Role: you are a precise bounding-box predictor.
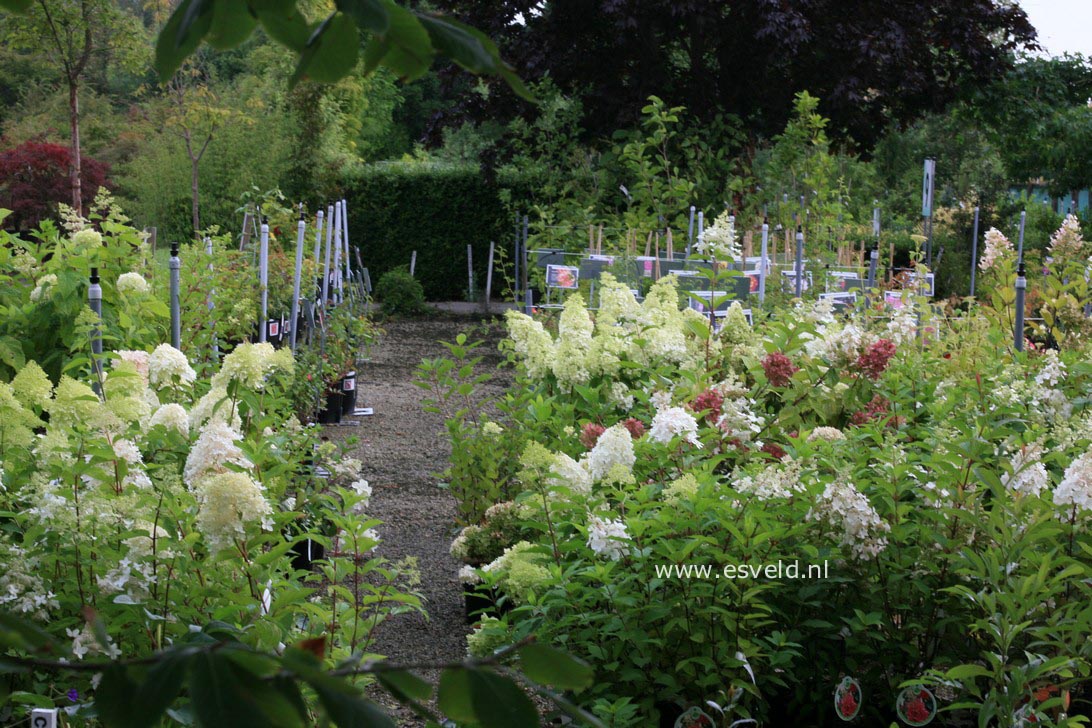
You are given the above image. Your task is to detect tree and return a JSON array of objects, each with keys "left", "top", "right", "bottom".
[
  {"left": 161, "top": 60, "right": 245, "bottom": 234},
  {"left": 0, "top": 138, "right": 109, "bottom": 229},
  {"left": 0, "top": 0, "right": 145, "bottom": 215},
  {"left": 432, "top": 0, "right": 1036, "bottom": 149},
  {"left": 965, "top": 55, "right": 1092, "bottom": 200}
]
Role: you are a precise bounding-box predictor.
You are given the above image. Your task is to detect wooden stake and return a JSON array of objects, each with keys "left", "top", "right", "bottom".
[
  {"left": 654, "top": 233, "right": 661, "bottom": 278},
  {"left": 597, "top": 224, "right": 604, "bottom": 254},
  {"left": 645, "top": 231, "right": 653, "bottom": 257},
  {"left": 666, "top": 229, "right": 674, "bottom": 259}
]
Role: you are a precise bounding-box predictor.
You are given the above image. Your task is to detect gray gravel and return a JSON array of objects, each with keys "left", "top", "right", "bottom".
[{"left": 326, "top": 314, "right": 510, "bottom": 725}]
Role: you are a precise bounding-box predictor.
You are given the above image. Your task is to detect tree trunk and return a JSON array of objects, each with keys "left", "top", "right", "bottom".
[
  {"left": 191, "top": 156, "right": 201, "bottom": 234},
  {"left": 68, "top": 79, "right": 83, "bottom": 215}
]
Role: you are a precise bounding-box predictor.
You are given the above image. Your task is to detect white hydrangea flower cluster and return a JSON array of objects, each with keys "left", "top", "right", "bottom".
[
  {"left": 116, "top": 272, "right": 151, "bottom": 296},
  {"left": 458, "top": 564, "right": 482, "bottom": 585},
  {"left": 148, "top": 344, "right": 196, "bottom": 390},
  {"left": 188, "top": 385, "right": 240, "bottom": 430},
  {"left": 553, "top": 294, "right": 595, "bottom": 386},
  {"left": 1002, "top": 444, "right": 1049, "bottom": 497},
  {"left": 1035, "top": 350, "right": 1066, "bottom": 389},
  {"left": 734, "top": 458, "right": 805, "bottom": 500},
  {"left": 549, "top": 452, "right": 593, "bottom": 495},
  {"left": 649, "top": 405, "right": 702, "bottom": 448},
  {"left": 807, "top": 479, "right": 890, "bottom": 559},
  {"left": 1048, "top": 214, "right": 1084, "bottom": 261},
  {"left": 212, "top": 342, "right": 294, "bottom": 391},
  {"left": 979, "top": 228, "right": 1013, "bottom": 272},
  {"left": 1054, "top": 451, "right": 1092, "bottom": 513},
  {"left": 884, "top": 303, "right": 919, "bottom": 347},
  {"left": 191, "top": 471, "right": 273, "bottom": 553},
  {"left": 148, "top": 402, "right": 189, "bottom": 436},
  {"left": 807, "top": 427, "right": 845, "bottom": 443},
  {"left": 695, "top": 210, "right": 741, "bottom": 260},
  {"left": 183, "top": 421, "right": 253, "bottom": 486},
  {"left": 98, "top": 556, "right": 157, "bottom": 601},
  {"left": 716, "top": 396, "right": 764, "bottom": 445},
  {"left": 0, "top": 545, "right": 59, "bottom": 619},
  {"left": 583, "top": 424, "right": 635, "bottom": 482},
  {"left": 504, "top": 275, "right": 717, "bottom": 388},
  {"left": 29, "top": 273, "right": 59, "bottom": 303},
  {"left": 115, "top": 350, "right": 151, "bottom": 386},
  {"left": 586, "top": 514, "right": 630, "bottom": 560},
  {"left": 112, "top": 437, "right": 153, "bottom": 490},
  {"left": 662, "top": 473, "right": 700, "bottom": 503}
]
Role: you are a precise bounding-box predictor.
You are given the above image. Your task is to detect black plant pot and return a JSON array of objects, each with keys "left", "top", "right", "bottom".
[
  {"left": 464, "top": 587, "right": 495, "bottom": 624},
  {"left": 289, "top": 538, "right": 325, "bottom": 573},
  {"left": 317, "top": 392, "right": 342, "bottom": 424},
  {"left": 340, "top": 371, "right": 357, "bottom": 415}
]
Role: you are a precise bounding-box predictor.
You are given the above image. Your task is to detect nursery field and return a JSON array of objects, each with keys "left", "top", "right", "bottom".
[{"left": 4, "top": 0, "right": 1092, "bottom": 726}]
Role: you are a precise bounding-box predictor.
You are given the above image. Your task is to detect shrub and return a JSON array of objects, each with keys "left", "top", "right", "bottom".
[
  {"left": 0, "top": 139, "right": 110, "bottom": 230},
  {"left": 375, "top": 266, "right": 427, "bottom": 315},
  {"left": 341, "top": 162, "right": 537, "bottom": 300}
]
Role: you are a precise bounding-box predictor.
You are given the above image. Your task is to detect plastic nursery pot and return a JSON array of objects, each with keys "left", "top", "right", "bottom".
[
  {"left": 340, "top": 371, "right": 357, "bottom": 415},
  {"left": 289, "top": 537, "right": 325, "bottom": 573},
  {"left": 317, "top": 391, "right": 343, "bottom": 424},
  {"left": 464, "top": 587, "right": 494, "bottom": 624},
  {"left": 464, "top": 585, "right": 512, "bottom": 623}
]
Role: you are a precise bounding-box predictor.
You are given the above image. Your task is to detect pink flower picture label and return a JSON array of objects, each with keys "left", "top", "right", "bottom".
[
  {"left": 896, "top": 685, "right": 936, "bottom": 726},
  {"left": 835, "top": 676, "right": 862, "bottom": 721},
  {"left": 673, "top": 706, "right": 714, "bottom": 728}
]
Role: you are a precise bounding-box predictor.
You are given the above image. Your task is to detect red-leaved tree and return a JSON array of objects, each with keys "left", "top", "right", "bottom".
[{"left": 0, "top": 139, "right": 110, "bottom": 230}]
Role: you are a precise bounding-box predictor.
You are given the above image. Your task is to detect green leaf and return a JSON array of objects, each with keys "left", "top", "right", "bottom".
[
  {"left": 95, "top": 667, "right": 142, "bottom": 727},
  {"left": 312, "top": 680, "right": 396, "bottom": 728},
  {"left": 0, "top": 611, "right": 54, "bottom": 653},
  {"left": 417, "top": 14, "right": 532, "bottom": 101},
  {"left": 155, "top": 0, "right": 214, "bottom": 81},
  {"left": 437, "top": 668, "right": 475, "bottom": 723},
  {"left": 291, "top": 12, "right": 360, "bottom": 87},
  {"left": 133, "top": 650, "right": 195, "bottom": 727},
  {"left": 517, "top": 644, "right": 593, "bottom": 691},
  {"left": 254, "top": 0, "right": 312, "bottom": 52},
  {"left": 368, "top": 0, "right": 432, "bottom": 81},
  {"left": 188, "top": 652, "right": 278, "bottom": 728},
  {"left": 207, "top": 0, "right": 258, "bottom": 49},
  {"left": 336, "top": 0, "right": 389, "bottom": 33},
  {"left": 0, "top": 0, "right": 32, "bottom": 12},
  {"left": 467, "top": 668, "right": 539, "bottom": 728},
  {"left": 377, "top": 669, "right": 432, "bottom": 702}
]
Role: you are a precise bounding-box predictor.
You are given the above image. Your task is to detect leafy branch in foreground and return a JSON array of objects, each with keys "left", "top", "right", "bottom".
[{"left": 0, "top": 610, "right": 600, "bottom": 728}]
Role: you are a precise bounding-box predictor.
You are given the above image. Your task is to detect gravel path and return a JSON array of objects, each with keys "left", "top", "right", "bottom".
[{"left": 328, "top": 315, "right": 509, "bottom": 725}]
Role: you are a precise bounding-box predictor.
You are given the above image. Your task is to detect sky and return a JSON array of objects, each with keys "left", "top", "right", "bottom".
[{"left": 1019, "top": 0, "right": 1092, "bottom": 57}]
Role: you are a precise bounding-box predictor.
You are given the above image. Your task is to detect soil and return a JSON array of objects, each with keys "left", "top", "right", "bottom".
[{"left": 324, "top": 313, "right": 511, "bottom": 726}]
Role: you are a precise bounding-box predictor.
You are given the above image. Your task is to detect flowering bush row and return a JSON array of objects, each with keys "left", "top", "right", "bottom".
[
  {"left": 425, "top": 262, "right": 1092, "bottom": 725},
  {"left": 0, "top": 338, "right": 422, "bottom": 721}
]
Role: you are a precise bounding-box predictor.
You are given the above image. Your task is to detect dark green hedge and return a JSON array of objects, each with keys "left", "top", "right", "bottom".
[{"left": 342, "top": 162, "right": 537, "bottom": 301}]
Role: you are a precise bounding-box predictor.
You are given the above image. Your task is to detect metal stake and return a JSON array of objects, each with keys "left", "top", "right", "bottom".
[
  {"left": 169, "top": 242, "right": 181, "bottom": 350},
  {"left": 291, "top": 210, "right": 306, "bottom": 352}
]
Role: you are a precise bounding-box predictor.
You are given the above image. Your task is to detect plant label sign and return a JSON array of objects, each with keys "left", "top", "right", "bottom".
[
  {"left": 673, "top": 706, "right": 714, "bottom": 728},
  {"left": 922, "top": 158, "right": 936, "bottom": 218},
  {"left": 907, "top": 272, "right": 935, "bottom": 297},
  {"left": 820, "top": 291, "right": 859, "bottom": 311},
  {"left": 31, "top": 709, "right": 58, "bottom": 728},
  {"left": 546, "top": 264, "right": 579, "bottom": 289},
  {"left": 834, "top": 677, "right": 862, "bottom": 721}
]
